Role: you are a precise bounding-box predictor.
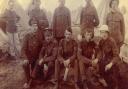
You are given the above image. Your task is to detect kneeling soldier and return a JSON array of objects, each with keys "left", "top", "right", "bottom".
[
  {"left": 54, "top": 29, "right": 78, "bottom": 89},
  {"left": 92, "top": 25, "right": 120, "bottom": 89},
  {"left": 21, "top": 19, "right": 43, "bottom": 89},
  {"left": 32, "top": 28, "right": 58, "bottom": 81},
  {"left": 78, "top": 30, "right": 98, "bottom": 89}
]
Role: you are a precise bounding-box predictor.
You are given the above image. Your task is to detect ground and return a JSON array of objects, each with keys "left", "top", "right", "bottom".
[{"left": 0, "top": 59, "right": 77, "bottom": 89}]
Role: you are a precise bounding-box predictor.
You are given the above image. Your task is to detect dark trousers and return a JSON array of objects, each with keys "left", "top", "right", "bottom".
[
  {"left": 32, "top": 61, "right": 54, "bottom": 80},
  {"left": 22, "top": 60, "right": 36, "bottom": 82}
]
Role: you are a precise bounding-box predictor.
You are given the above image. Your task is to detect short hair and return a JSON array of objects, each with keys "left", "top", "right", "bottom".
[
  {"left": 85, "top": 30, "right": 94, "bottom": 38},
  {"left": 109, "top": 0, "right": 119, "bottom": 8},
  {"left": 44, "top": 28, "right": 53, "bottom": 36},
  {"left": 29, "top": 17, "right": 38, "bottom": 26}
]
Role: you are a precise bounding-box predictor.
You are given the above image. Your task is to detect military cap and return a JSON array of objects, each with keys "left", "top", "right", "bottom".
[{"left": 99, "top": 25, "right": 110, "bottom": 33}]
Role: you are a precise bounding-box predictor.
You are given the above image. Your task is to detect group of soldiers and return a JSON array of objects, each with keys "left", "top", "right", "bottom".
[{"left": 0, "top": 0, "right": 128, "bottom": 89}]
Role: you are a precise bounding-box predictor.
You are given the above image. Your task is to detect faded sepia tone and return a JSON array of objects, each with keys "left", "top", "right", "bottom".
[{"left": 0, "top": 0, "right": 128, "bottom": 89}]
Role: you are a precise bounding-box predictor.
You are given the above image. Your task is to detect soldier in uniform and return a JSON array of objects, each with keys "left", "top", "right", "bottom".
[
  {"left": 80, "top": 0, "right": 99, "bottom": 37},
  {"left": 119, "top": 38, "right": 128, "bottom": 89},
  {"left": 78, "top": 30, "right": 100, "bottom": 89},
  {"left": 1, "top": 0, "right": 20, "bottom": 58},
  {"left": 28, "top": 0, "right": 49, "bottom": 29},
  {"left": 92, "top": 25, "right": 120, "bottom": 89},
  {"left": 54, "top": 29, "right": 78, "bottom": 89},
  {"left": 21, "top": 18, "right": 43, "bottom": 89},
  {"left": 52, "top": 0, "right": 71, "bottom": 42},
  {"left": 31, "top": 28, "right": 58, "bottom": 81},
  {"left": 106, "top": 0, "right": 125, "bottom": 51}
]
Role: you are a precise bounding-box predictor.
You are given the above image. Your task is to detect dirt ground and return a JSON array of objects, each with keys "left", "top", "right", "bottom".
[{"left": 0, "top": 59, "right": 78, "bottom": 89}]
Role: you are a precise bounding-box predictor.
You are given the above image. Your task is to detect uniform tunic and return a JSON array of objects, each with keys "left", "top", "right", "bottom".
[
  {"left": 97, "top": 37, "right": 119, "bottom": 89},
  {"left": 106, "top": 11, "right": 125, "bottom": 48},
  {"left": 80, "top": 3, "right": 99, "bottom": 34},
  {"left": 22, "top": 31, "right": 43, "bottom": 62},
  {"left": 52, "top": 6, "right": 71, "bottom": 39}
]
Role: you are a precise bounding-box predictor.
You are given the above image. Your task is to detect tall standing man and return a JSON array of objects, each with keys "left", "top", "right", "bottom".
[
  {"left": 52, "top": 0, "right": 71, "bottom": 42},
  {"left": 80, "top": 0, "right": 99, "bottom": 37},
  {"left": 28, "top": 0, "right": 49, "bottom": 29},
  {"left": 1, "top": 0, "right": 20, "bottom": 58},
  {"left": 106, "top": 0, "right": 125, "bottom": 51}
]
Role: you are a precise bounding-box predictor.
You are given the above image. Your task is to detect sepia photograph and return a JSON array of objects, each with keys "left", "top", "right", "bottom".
[{"left": 0, "top": 0, "right": 128, "bottom": 89}]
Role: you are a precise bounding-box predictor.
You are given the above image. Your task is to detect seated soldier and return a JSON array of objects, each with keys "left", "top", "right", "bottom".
[
  {"left": 119, "top": 38, "right": 128, "bottom": 89},
  {"left": 78, "top": 30, "right": 99, "bottom": 89},
  {"left": 32, "top": 28, "right": 58, "bottom": 81},
  {"left": 92, "top": 25, "right": 120, "bottom": 89},
  {"left": 54, "top": 30, "right": 78, "bottom": 89},
  {"left": 21, "top": 18, "right": 43, "bottom": 89}
]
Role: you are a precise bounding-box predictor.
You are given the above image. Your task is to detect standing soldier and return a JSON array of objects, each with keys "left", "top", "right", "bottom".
[
  {"left": 28, "top": 0, "right": 49, "bottom": 29},
  {"left": 1, "top": 0, "right": 20, "bottom": 58},
  {"left": 52, "top": 0, "right": 71, "bottom": 42},
  {"left": 80, "top": 0, "right": 99, "bottom": 37},
  {"left": 106, "top": 0, "right": 125, "bottom": 51},
  {"left": 31, "top": 28, "right": 58, "bottom": 81},
  {"left": 21, "top": 19, "right": 43, "bottom": 89},
  {"left": 54, "top": 30, "right": 78, "bottom": 89},
  {"left": 92, "top": 25, "right": 119, "bottom": 89}
]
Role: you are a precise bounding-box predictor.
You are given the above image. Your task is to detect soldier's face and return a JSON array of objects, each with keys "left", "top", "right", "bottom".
[
  {"left": 45, "top": 35, "right": 53, "bottom": 42},
  {"left": 8, "top": 2, "right": 14, "bottom": 10},
  {"left": 32, "top": 24, "right": 38, "bottom": 31},
  {"left": 100, "top": 31, "right": 109, "bottom": 40},
  {"left": 59, "top": 0, "right": 65, "bottom": 6},
  {"left": 65, "top": 30, "right": 72, "bottom": 41},
  {"left": 111, "top": 1, "right": 118, "bottom": 9},
  {"left": 84, "top": 32, "right": 93, "bottom": 41}
]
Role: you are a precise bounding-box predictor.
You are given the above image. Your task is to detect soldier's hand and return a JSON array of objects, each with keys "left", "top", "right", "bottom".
[
  {"left": 64, "top": 59, "right": 70, "bottom": 68},
  {"left": 105, "top": 62, "right": 113, "bottom": 71},
  {"left": 23, "top": 60, "right": 29, "bottom": 65},
  {"left": 39, "top": 58, "right": 44, "bottom": 66},
  {"left": 92, "top": 58, "right": 98, "bottom": 65}
]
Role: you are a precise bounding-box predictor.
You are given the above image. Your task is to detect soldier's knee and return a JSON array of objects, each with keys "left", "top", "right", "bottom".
[{"left": 22, "top": 61, "right": 29, "bottom": 68}]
